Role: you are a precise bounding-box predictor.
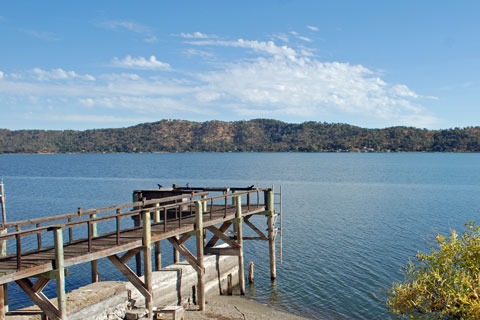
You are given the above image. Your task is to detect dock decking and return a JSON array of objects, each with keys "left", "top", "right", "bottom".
[{"left": 0, "top": 186, "right": 279, "bottom": 320}]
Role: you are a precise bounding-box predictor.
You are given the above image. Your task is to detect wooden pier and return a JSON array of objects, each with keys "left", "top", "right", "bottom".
[{"left": 0, "top": 185, "right": 280, "bottom": 320}]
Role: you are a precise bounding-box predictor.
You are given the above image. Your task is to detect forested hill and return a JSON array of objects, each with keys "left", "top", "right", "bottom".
[{"left": 1, "top": 119, "right": 479, "bottom": 153}]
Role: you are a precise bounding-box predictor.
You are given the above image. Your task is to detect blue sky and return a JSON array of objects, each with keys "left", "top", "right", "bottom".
[{"left": 0, "top": 1, "right": 479, "bottom": 130}]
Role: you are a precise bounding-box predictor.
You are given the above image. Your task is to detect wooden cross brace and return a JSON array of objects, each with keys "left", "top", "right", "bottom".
[
  {"left": 243, "top": 215, "right": 268, "bottom": 241},
  {"left": 15, "top": 278, "right": 60, "bottom": 320},
  {"left": 167, "top": 236, "right": 204, "bottom": 274}
]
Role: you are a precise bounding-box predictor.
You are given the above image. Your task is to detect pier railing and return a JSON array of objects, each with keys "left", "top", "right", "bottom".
[{"left": 0, "top": 188, "right": 268, "bottom": 270}]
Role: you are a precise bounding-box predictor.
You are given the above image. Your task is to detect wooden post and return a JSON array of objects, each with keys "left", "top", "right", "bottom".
[
  {"left": 201, "top": 194, "right": 207, "bottom": 212},
  {"left": 90, "top": 212, "right": 98, "bottom": 283},
  {"left": 53, "top": 227, "right": 67, "bottom": 319},
  {"left": 154, "top": 203, "right": 161, "bottom": 271},
  {"left": 173, "top": 235, "right": 180, "bottom": 263},
  {"left": 142, "top": 210, "right": 153, "bottom": 319},
  {"left": 0, "top": 284, "right": 4, "bottom": 320},
  {"left": 234, "top": 195, "right": 245, "bottom": 295},
  {"left": 195, "top": 201, "right": 205, "bottom": 311},
  {"left": 248, "top": 262, "right": 254, "bottom": 283},
  {"left": 0, "top": 179, "right": 6, "bottom": 225},
  {"left": 133, "top": 192, "right": 143, "bottom": 276},
  {"left": 266, "top": 189, "right": 277, "bottom": 280}
]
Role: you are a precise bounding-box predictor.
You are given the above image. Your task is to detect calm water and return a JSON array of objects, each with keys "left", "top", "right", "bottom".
[{"left": 1, "top": 153, "right": 480, "bottom": 319}]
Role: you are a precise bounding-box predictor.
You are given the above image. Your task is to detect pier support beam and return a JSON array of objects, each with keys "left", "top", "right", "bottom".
[
  {"left": 195, "top": 201, "right": 205, "bottom": 311},
  {"left": 266, "top": 190, "right": 277, "bottom": 280},
  {"left": 154, "top": 203, "right": 161, "bottom": 271},
  {"left": 53, "top": 227, "right": 67, "bottom": 319},
  {"left": 142, "top": 210, "right": 153, "bottom": 319},
  {"left": 0, "top": 283, "right": 4, "bottom": 320},
  {"left": 173, "top": 235, "right": 180, "bottom": 263},
  {"left": 90, "top": 212, "right": 98, "bottom": 283},
  {"left": 233, "top": 195, "right": 245, "bottom": 295}
]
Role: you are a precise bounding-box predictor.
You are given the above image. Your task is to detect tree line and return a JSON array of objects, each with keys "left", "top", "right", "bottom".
[{"left": 1, "top": 119, "right": 479, "bottom": 153}]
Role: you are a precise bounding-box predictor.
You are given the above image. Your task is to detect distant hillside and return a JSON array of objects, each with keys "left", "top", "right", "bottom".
[{"left": 1, "top": 119, "right": 479, "bottom": 153}]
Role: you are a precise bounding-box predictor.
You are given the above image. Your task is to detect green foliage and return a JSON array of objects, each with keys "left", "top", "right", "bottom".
[
  {"left": 0, "top": 120, "right": 480, "bottom": 153},
  {"left": 387, "top": 222, "right": 480, "bottom": 319}
]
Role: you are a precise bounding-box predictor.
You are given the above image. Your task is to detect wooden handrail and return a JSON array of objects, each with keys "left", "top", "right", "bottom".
[
  {"left": 2, "top": 192, "right": 208, "bottom": 229},
  {"left": 0, "top": 188, "right": 268, "bottom": 269}
]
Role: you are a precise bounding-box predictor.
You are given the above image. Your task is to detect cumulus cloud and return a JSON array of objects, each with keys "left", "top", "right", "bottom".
[
  {"left": 196, "top": 56, "right": 434, "bottom": 125},
  {"left": 0, "top": 34, "right": 438, "bottom": 129},
  {"left": 111, "top": 56, "right": 171, "bottom": 70},
  {"left": 33, "top": 68, "right": 95, "bottom": 81}
]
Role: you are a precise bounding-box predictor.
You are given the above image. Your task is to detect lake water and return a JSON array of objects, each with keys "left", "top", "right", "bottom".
[{"left": 1, "top": 153, "right": 480, "bottom": 319}]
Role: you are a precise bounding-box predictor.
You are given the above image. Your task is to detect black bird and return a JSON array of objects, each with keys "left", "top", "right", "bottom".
[{"left": 157, "top": 184, "right": 163, "bottom": 189}]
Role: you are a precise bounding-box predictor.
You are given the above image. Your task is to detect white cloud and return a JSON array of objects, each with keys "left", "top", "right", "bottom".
[
  {"left": 390, "top": 84, "right": 419, "bottom": 98},
  {"left": 111, "top": 56, "right": 171, "bottom": 70},
  {"left": 0, "top": 34, "right": 437, "bottom": 129},
  {"left": 289, "top": 31, "right": 312, "bottom": 42},
  {"left": 33, "top": 68, "right": 95, "bottom": 81},
  {"left": 196, "top": 56, "right": 435, "bottom": 126},
  {"left": 274, "top": 33, "right": 289, "bottom": 43},
  {"left": 0, "top": 71, "right": 3, "bottom": 80},
  {"left": 180, "top": 32, "right": 212, "bottom": 39},
  {"left": 297, "top": 35, "right": 312, "bottom": 42},
  {"left": 189, "top": 39, "right": 298, "bottom": 60},
  {"left": 99, "top": 73, "right": 141, "bottom": 81},
  {"left": 307, "top": 26, "right": 319, "bottom": 31}
]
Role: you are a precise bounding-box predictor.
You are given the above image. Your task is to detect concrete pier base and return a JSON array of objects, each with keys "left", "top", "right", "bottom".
[{"left": 7, "top": 251, "right": 239, "bottom": 320}]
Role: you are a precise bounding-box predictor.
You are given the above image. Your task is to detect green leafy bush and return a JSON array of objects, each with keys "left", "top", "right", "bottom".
[{"left": 387, "top": 222, "right": 480, "bottom": 319}]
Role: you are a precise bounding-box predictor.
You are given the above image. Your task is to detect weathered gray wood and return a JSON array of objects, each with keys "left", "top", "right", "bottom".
[
  {"left": 244, "top": 216, "right": 268, "bottom": 240},
  {"left": 142, "top": 210, "right": 153, "bottom": 319},
  {"left": 205, "top": 222, "right": 232, "bottom": 248},
  {"left": 153, "top": 203, "right": 161, "bottom": 271},
  {"left": 0, "top": 179, "right": 6, "bottom": 224},
  {"left": 108, "top": 255, "right": 151, "bottom": 299},
  {"left": 16, "top": 278, "right": 60, "bottom": 320},
  {"left": 204, "top": 247, "right": 240, "bottom": 256},
  {"left": 234, "top": 196, "right": 245, "bottom": 295},
  {"left": 0, "top": 283, "right": 4, "bottom": 320},
  {"left": 206, "top": 226, "right": 240, "bottom": 248},
  {"left": 248, "top": 261, "right": 254, "bottom": 283},
  {"left": 120, "top": 247, "right": 143, "bottom": 264},
  {"left": 167, "top": 237, "right": 202, "bottom": 274},
  {"left": 90, "top": 212, "right": 98, "bottom": 283},
  {"left": 173, "top": 235, "right": 180, "bottom": 263},
  {"left": 32, "top": 278, "right": 50, "bottom": 293},
  {"left": 195, "top": 201, "right": 205, "bottom": 311},
  {"left": 266, "top": 189, "right": 277, "bottom": 280},
  {"left": 53, "top": 228, "right": 67, "bottom": 319}
]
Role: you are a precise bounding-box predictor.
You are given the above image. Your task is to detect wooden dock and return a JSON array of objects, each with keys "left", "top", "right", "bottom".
[{"left": 0, "top": 186, "right": 280, "bottom": 320}]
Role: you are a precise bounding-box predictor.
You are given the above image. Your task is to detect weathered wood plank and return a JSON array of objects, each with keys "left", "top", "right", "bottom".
[{"left": 108, "top": 255, "right": 151, "bottom": 299}]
